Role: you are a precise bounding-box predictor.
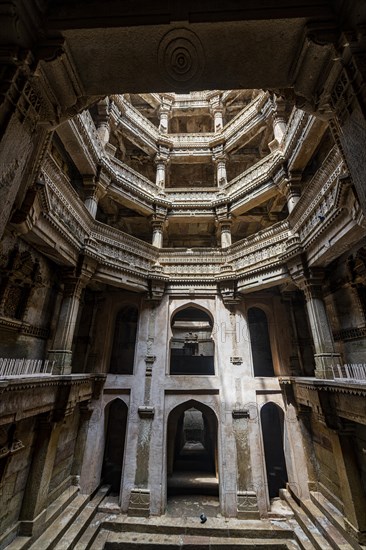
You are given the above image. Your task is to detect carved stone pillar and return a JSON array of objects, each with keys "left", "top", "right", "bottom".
[
  {"left": 96, "top": 98, "right": 111, "bottom": 147},
  {"left": 272, "top": 95, "right": 287, "bottom": 144},
  {"left": 210, "top": 94, "right": 224, "bottom": 132},
  {"left": 213, "top": 145, "right": 228, "bottom": 187},
  {"left": 219, "top": 219, "right": 232, "bottom": 248},
  {"left": 297, "top": 269, "right": 341, "bottom": 379},
  {"left": 20, "top": 413, "right": 63, "bottom": 536},
  {"left": 151, "top": 220, "right": 164, "bottom": 248},
  {"left": 285, "top": 174, "right": 302, "bottom": 214},
  {"left": 48, "top": 260, "right": 96, "bottom": 374},
  {"left": 83, "top": 173, "right": 109, "bottom": 218},
  {"left": 150, "top": 208, "right": 167, "bottom": 249},
  {"left": 158, "top": 96, "right": 172, "bottom": 133}
]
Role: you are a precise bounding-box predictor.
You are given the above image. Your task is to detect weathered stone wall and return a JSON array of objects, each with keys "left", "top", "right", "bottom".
[
  {"left": 48, "top": 411, "right": 79, "bottom": 497},
  {"left": 0, "top": 232, "right": 58, "bottom": 360},
  {"left": 311, "top": 417, "right": 342, "bottom": 507},
  {"left": 0, "top": 417, "right": 36, "bottom": 536}
]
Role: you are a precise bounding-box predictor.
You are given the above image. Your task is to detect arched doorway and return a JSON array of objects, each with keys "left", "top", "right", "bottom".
[
  {"left": 248, "top": 307, "right": 275, "bottom": 376},
  {"left": 170, "top": 307, "right": 214, "bottom": 375},
  {"left": 109, "top": 306, "right": 138, "bottom": 374},
  {"left": 166, "top": 400, "right": 219, "bottom": 514},
  {"left": 260, "top": 403, "right": 288, "bottom": 499},
  {"left": 101, "top": 399, "right": 128, "bottom": 494}
]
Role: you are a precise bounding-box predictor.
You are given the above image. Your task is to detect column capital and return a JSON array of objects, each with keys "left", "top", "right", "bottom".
[{"left": 292, "top": 266, "right": 325, "bottom": 299}]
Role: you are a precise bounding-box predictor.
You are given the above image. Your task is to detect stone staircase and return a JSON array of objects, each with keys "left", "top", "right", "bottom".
[
  {"left": 280, "top": 489, "right": 365, "bottom": 550},
  {"left": 4, "top": 487, "right": 365, "bottom": 549}
]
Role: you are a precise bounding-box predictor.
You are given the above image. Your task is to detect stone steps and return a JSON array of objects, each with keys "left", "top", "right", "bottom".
[
  {"left": 52, "top": 486, "right": 110, "bottom": 550},
  {"left": 309, "top": 491, "right": 362, "bottom": 550},
  {"left": 102, "top": 513, "right": 296, "bottom": 540},
  {"left": 89, "top": 529, "right": 300, "bottom": 549},
  {"left": 73, "top": 512, "right": 110, "bottom": 550},
  {"left": 5, "top": 486, "right": 80, "bottom": 550},
  {"left": 281, "top": 489, "right": 353, "bottom": 550},
  {"left": 5, "top": 486, "right": 110, "bottom": 550}
]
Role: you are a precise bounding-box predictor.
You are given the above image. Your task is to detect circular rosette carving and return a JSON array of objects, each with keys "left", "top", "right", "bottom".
[{"left": 158, "top": 28, "right": 205, "bottom": 88}]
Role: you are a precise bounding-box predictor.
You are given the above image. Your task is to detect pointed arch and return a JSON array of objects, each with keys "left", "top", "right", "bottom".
[
  {"left": 260, "top": 402, "right": 288, "bottom": 498},
  {"left": 101, "top": 398, "right": 128, "bottom": 494},
  {"left": 170, "top": 307, "right": 214, "bottom": 375},
  {"left": 167, "top": 400, "right": 219, "bottom": 497}
]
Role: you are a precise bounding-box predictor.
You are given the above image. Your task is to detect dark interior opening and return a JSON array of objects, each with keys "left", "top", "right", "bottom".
[
  {"left": 170, "top": 307, "right": 214, "bottom": 375},
  {"left": 167, "top": 401, "right": 218, "bottom": 497},
  {"left": 109, "top": 306, "right": 138, "bottom": 374},
  {"left": 261, "top": 402, "right": 288, "bottom": 498},
  {"left": 248, "top": 307, "right": 275, "bottom": 376},
  {"left": 101, "top": 399, "right": 128, "bottom": 494}
]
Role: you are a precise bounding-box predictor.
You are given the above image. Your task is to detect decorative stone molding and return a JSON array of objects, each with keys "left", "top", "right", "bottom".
[
  {"left": 128, "top": 488, "right": 150, "bottom": 517},
  {"left": 237, "top": 491, "right": 260, "bottom": 520}
]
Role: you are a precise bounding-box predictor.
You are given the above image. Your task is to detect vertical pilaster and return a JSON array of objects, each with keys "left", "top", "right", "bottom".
[
  {"left": 232, "top": 409, "right": 260, "bottom": 519},
  {"left": 128, "top": 301, "right": 160, "bottom": 517},
  {"left": 71, "top": 403, "right": 93, "bottom": 485},
  {"left": 329, "top": 424, "right": 366, "bottom": 544},
  {"left": 20, "top": 414, "right": 62, "bottom": 536}
]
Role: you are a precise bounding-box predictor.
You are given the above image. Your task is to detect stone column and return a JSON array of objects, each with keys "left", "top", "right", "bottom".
[
  {"left": 20, "top": 414, "right": 63, "bottom": 536},
  {"left": 150, "top": 208, "right": 167, "bottom": 249},
  {"left": 96, "top": 98, "right": 111, "bottom": 147},
  {"left": 219, "top": 219, "right": 232, "bottom": 248},
  {"left": 285, "top": 173, "right": 302, "bottom": 214},
  {"left": 155, "top": 156, "right": 169, "bottom": 190},
  {"left": 213, "top": 145, "right": 228, "bottom": 187},
  {"left": 272, "top": 95, "right": 287, "bottom": 144},
  {"left": 210, "top": 94, "right": 224, "bottom": 132},
  {"left": 48, "top": 273, "right": 87, "bottom": 375},
  {"left": 71, "top": 403, "right": 93, "bottom": 485},
  {"left": 151, "top": 221, "right": 164, "bottom": 248},
  {"left": 83, "top": 174, "right": 109, "bottom": 218},
  {"left": 158, "top": 96, "right": 172, "bottom": 133},
  {"left": 330, "top": 424, "right": 366, "bottom": 544},
  {"left": 298, "top": 270, "right": 341, "bottom": 379}
]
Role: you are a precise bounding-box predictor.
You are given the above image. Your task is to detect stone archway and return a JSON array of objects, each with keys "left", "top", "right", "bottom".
[
  {"left": 260, "top": 402, "right": 288, "bottom": 499},
  {"left": 101, "top": 399, "right": 128, "bottom": 494},
  {"left": 166, "top": 400, "right": 219, "bottom": 515}
]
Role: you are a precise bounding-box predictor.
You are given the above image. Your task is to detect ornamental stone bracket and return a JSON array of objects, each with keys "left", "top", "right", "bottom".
[
  {"left": 138, "top": 406, "right": 155, "bottom": 419},
  {"left": 145, "top": 355, "right": 156, "bottom": 376}
]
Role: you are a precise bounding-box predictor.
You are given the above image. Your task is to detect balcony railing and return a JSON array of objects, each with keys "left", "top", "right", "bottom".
[
  {"left": 332, "top": 364, "right": 366, "bottom": 382},
  {"left": 0, "top": 358, "right": 55, "bottom": 377}
]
